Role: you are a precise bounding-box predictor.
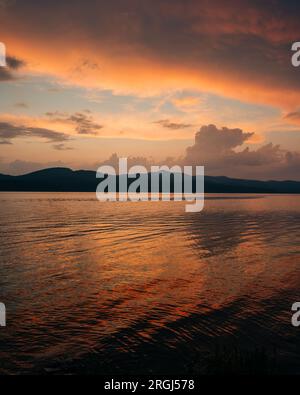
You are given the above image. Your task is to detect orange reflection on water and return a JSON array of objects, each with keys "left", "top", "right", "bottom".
[{"left": 0, "top": 193, "right": 300, "bottom": 373}]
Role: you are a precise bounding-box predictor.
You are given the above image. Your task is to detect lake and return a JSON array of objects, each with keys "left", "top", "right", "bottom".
[{"left": 0, "top": 193, "right": 299, "bottom": 374}]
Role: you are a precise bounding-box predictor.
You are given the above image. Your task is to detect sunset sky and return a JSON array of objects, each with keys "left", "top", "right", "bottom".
[{"left": 0, "top": 0, "right": 300, "bottom": 179}]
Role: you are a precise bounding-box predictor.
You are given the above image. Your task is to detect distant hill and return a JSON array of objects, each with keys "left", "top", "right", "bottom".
[{"left": 0, "top": 167, "right": 300, "bottom": 193}]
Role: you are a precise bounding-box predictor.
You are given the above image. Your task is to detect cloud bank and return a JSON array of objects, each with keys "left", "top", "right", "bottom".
[
  {"left": 184, "top": 125, "right": 300, "bottom": 180},
  {"left": 1, "top": 0, "right": 300, "bottom": 109}
]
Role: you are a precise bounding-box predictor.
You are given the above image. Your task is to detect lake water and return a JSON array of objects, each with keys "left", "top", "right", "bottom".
[{"left": 0, "top": 193, "right": 299, "bottom": 374}]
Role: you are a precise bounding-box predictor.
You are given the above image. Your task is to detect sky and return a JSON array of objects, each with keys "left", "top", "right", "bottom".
[{"left": 0, "top": 0, "right": 300, "bottom": 179}]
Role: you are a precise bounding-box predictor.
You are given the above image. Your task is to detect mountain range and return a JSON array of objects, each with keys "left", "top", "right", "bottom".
[{"left": 0, "top": 167, "right": 300, "bottom": 193}]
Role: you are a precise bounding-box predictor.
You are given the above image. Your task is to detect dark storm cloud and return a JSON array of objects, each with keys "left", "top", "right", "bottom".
[{"left": 0, "top": 122, "right": 70, "bottom": 144}]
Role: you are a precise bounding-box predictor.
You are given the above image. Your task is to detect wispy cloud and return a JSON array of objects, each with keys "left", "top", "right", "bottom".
[
  {"left": 53, "top": 143, "right": 73, "bottom": 151},
  {"left": 154, "top": 119, "right": 193, "bottom": 130},
  {"left": 285, "top": 110, "right": 300, "bottom": 123},
  {"left": 0, "top": 122, "right": 70, "bottom": 145},
  {"left": 46, "top": 111, "right": 103, "bottom": 135}
]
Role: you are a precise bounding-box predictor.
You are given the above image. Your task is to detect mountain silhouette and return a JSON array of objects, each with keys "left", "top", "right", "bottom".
[{"left": 0, "top": 167, "right": 300, "bottom": 193}]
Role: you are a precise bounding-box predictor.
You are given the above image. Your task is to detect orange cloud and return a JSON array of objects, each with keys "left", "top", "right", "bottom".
[{"left": 0, "top": 0, "right": 299, "bottom": 111}]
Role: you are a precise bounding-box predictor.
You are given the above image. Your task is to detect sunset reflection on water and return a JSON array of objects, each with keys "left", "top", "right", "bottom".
[{"left": 0, "top": 193, "right": 299, "bottom": 374}]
